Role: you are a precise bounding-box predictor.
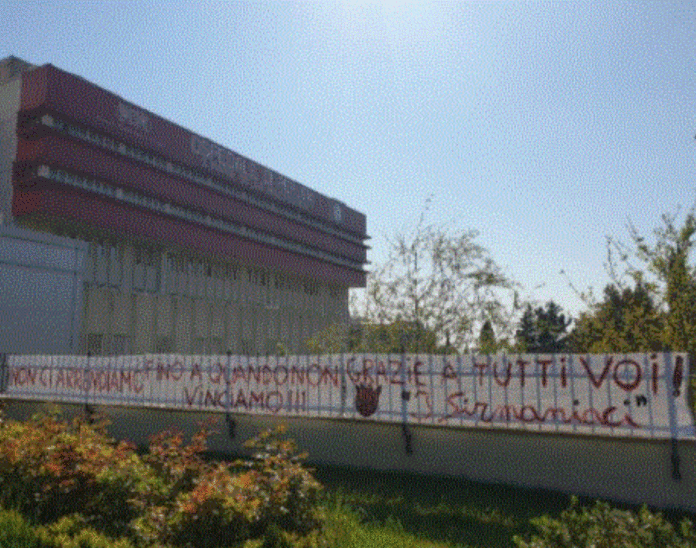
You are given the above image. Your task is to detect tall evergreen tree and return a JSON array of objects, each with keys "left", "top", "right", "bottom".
[
  {"left": 478, "top": 320, "right": 497, "bottom": 354},
  {"left": 516, "top": 301, "right": 571, "bottom": 353}
]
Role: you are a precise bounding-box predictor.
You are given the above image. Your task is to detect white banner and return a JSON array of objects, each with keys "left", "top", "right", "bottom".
[{"left": 3, "top": 353, "right": 694, "bottom": 439}]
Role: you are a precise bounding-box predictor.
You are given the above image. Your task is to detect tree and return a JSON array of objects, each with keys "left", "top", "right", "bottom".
[
  {"left": 355, "top": 320, "right": 441, "bottom": 354},
  {"left": 633, "top": 211, "right": 696, "bottom": 354},
  {"left": 568, "top": 283, "right": 664, "bottom": 353},
  {"left": 569, "top": 209, "right": 696, "bottom": 355},
  {"left": 515, "top": 301, "right": 571, "bottom": 353},
  {"left": 357, "top": 209, "right": 518, "bottom": 353},
  {"left": 478, "top": 320, "right": 497, "bottom": 354},
  {"left": 305, "top": 319, "right": 449, "bottom": 354}
]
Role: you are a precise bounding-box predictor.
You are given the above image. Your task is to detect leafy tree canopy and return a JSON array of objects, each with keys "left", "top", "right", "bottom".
[
  {"left": 306, "top": 319, "right": 454, "bottom": 354},
  {"left": 570, "top": 209, "right": 696, "bottom": 354},
  {"left": 355, "top": 205, "right": 519, "bottom": 354},
  {"left": 568, "top": 283, "right": 664, "bottom": 353},
  {"left": 515, "top": 301, "right": 571, "bottom": 353}
]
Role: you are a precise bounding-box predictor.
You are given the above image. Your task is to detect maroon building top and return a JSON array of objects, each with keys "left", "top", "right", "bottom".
[
  {"left": 18, "top": 64, "right": 367, "bottom": 237},
  {"left": 11, "top": 62, "right": 368, "bottom": 286}
]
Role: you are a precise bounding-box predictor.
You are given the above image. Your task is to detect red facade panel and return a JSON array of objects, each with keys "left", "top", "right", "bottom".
[
  {"left": 13, "top": 185, "right": 366, "bottom": 287},
  {"left": 19, "top": 65, "right": 367, "bottom": 237},
  {"left": 14, "top": 134, "right": 367, "bottom": 264}
]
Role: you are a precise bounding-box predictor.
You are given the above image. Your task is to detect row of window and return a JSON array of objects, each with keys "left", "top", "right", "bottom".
[
  {"left": 84, "top": 333, "right": 131, "bottom": 356},
  {"left": 84, "top": 241, "right": 345, "bottom": 309},
  {"left": 82, "top": 302, "right": 332, "bottom": 356},
  {"left": 82, "top": 333, "right": 314, "bottom": 356},
  {"left": 84, "top": 334, "right": 221, "bottom": 355}
]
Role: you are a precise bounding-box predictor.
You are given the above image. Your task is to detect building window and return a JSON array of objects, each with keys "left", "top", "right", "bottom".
[
  {"left": 109, "top": 245, "right": 123, "bottom": 287},
  {"left": 192, "top": 337, "right": 207, "bottom": 355},
  {"left": 86, "top": 334, "right": 104, "bottom": 356},
  {"left": 155, "top": 336, "right": 173, "bottom": 354},
  {"left": 303, "top": 281, "right": 320, "bottom": 296},
  {"left": 92, "top": 243, "right": 109, "bottom": 286},
  {"left": 210, "top": 338, "right": 223, "bottom": 355},
  {"left": 111, "top": 335, "right": 131, "bottom": 355}
]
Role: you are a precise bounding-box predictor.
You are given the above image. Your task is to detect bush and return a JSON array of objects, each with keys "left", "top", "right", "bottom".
[
  {"left": 514, "top": 496, "right": 696, "bottom": 548},
  {"left": 138, "top": 425, "right": 325, "bottom": 548},
  {"left": 0, "top": 506, "right": 46, "bottom": 548},
  {"left": 0, "top": 411, "right": 143, "bottom": 533},
  {"left": 239, "top": 425, "right": 324, "bottom": 535},
  {"left": 36, "top": 514, "right": 137, "bottom": 548},
  {"left": 0, "top": 508, "right": 137, "bottom": 548},
  {"left": 0, "top": 410, "right": 326, "bottom": 548}
]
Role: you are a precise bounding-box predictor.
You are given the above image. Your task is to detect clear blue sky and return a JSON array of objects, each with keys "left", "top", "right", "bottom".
[{"left": 2, "top": 1, "right": 695, "bottom": 320}]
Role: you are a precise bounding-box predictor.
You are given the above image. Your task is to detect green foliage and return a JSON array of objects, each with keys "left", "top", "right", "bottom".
[
  {"left": 514, "top": 497, "right": 696, "bottom": 548},
  {"left": 306, "top": 320, "right": 455, "bottom": 355},
  {"left": 36, "top": 514, "right": 136, "bottom": 548},
  {"left": 572, "top": 210, "right": 696, "bottom": 355},
  {"left": 305, "top": 323, "right": 353, "bottom": 354},
  {"left": 349, "top": 320, "right": 441, "bottom": 354},
  {"left": 0, "top": 506, "right": 46, "bottom": 548},
  {"left": 478, "top": 320, "right": 498, "bottom": 354},
  {"left": 240, "top": 425, "right": 324, "bottom": 535},
  {"left": 569, "top": 283, "right": 665, "bottom": 353},
  {"left": 133, "top": 424, "right": 325, "bottom": 547},
  {"left": 515, "top": 302, "right": 571, "bottom": 353},
  {"left": 641, "top": 212, "right": 696, "bottom": 355},
  {"left": 0, "top": 411, "right": 326, "bottom": 548},
  {"left": 355, "top": 202, "right": 518, "bottom": 354},
  {"left": 322, "top": 505, "right": 449, "bottom": 548},
  {"left": 0, "top": 411, "right": 142, "bottom": 532},
  {"left": 0, "top": 509, "right": 136, "bottom": 548}
]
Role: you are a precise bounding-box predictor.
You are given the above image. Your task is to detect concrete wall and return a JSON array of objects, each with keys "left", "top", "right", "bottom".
[
  {"left": 0, "top": 226, "right": 87, "bottom": 353},
  {"left": 0, "top": 77, "right": 21, "bottom": 224},
  {"left": 2, "top": 400, "right": 694, "bottom": 513}
]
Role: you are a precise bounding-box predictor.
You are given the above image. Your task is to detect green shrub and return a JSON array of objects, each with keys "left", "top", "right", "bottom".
[
  {"left": 0, "top": 411, "right": 326, "bottom": 547},
  {"left": 0, "top": 508, "right": 137, "bottom": 548},
  {"left": 0, "top": 507, "right": 46, "bottom": 548},
  {"left": 129, "top": 423, "right": 214, "bottom": 545},
  {"left": 0, "top": 411, "right": 142, "bottom": 533},
  {"left": 35, "top": 514, "right": 137, "bottom": 548},
  {"left": 239, "top": 425, "right": 324, "bottom": 535},
  {"left": 514, "top": 496, "right": 696, "bottom": 548},
  {"left": 135, "top": 425, "right": 325, "bottom": 548}
]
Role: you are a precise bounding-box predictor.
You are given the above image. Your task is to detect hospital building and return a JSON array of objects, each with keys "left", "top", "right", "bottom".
[{"left": 0, "top": 56, "right": 368, "bottom": 356}]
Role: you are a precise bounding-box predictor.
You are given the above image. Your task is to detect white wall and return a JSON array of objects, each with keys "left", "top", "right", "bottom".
[
  {"left": 2, "top": 400, "right": 694, "bottom": 513},
  {"left": 0, "top": 226, "right": 87, "bottom": 353}
]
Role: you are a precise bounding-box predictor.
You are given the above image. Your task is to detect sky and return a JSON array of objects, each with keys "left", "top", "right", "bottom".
[{"left": 2, "top": 1, "right": 695, "bottom": 322}]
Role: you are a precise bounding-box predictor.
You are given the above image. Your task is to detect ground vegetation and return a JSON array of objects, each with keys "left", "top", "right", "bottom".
[
  {"left": 0, "top": 411, "right": 694, "bottom": 547},
  {"left": 0, "top": 410, "right": 325, "bottom": 548}
]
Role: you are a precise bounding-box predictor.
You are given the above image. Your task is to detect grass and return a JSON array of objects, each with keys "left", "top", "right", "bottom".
[
  {"left": 314, "top": 464, "right": 570, "bottom": 548},
  {"left": 323, "top": 504, "right": 453, "bottom": 548},
  {"left": 0, "top": 461, "right": 693, "bottom": 548},
  {"left": 313, "top": 463, "right": 696, "bottom": 548}
]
